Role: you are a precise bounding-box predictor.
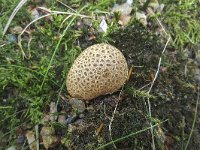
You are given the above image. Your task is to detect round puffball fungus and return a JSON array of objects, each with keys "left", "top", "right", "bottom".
[{"left": 66, "top": 43, "right": 128, "bottom": 100}]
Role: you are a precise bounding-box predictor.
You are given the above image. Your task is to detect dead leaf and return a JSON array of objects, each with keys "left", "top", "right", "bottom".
[
  {"left": 164, "top": 135, "right": 174, "bottom": 149},
  {"left": 88, "top": 35, "right": 96, "bottom": 41},
  {"left": 25, "top": 130, "right": 37, "bottom": 150},
  {"left": 118, "top": 15, "right": 131, "bottom": 26}
]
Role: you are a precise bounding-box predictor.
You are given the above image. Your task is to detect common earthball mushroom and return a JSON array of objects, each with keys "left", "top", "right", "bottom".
[{"left": 66, "top": 43, "right": 128, "bottom": 100}]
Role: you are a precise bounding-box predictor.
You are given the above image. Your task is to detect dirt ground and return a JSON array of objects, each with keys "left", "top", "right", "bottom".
[{"left": 53, "top": 25, "right": 200, "bottom": 150}]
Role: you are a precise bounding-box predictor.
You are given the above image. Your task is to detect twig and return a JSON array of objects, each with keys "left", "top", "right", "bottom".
[
  {"left": 27, "top": 34, "right": 33, "bottom": 59},
  {"left": 148, "top": 38, "right": 171, "bottom": 94},
  {"left": 3, "top": 0, "right": 28, "bottom": 36},
  {"left": 108, "top": 99, "right": 119, "bottom": 149},
  {"left": 146, "top": 36, "right": 170, "bottom": 150},
  {"left": 108, "top": 86, "right": 124, "bottom": 149},
  {"left": 139, "top": 82, "right": 151, "bottom": 90},
  {"left": 144, "top": 8, "right": 171, "bottom": 150}
]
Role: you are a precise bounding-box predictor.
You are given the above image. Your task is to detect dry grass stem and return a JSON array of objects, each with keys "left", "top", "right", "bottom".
[
  {"left": 145, "top": 9, "right": 171, "bottom": 149},
  {"left": 18, "top": 10, "right": 91, "bottom": 58},
  {"left": 3, "top": 0, "right": 28, "bottom": 36},
  {"left": 108, "top": 86, "right": 125, "bottom": 149},
  {"left": 56, "top": 0, "right": 77, "bottom": 13}
]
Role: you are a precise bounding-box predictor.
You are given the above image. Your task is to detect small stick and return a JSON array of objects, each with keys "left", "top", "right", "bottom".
[
  {"left": 96, "top": 123, "right": 104, "bottom": 136},
  {"left": 127, "top": 65, "right": 134, "bottom": 81},
  {"left": 108, "top": 85, "right": 124, "bottom": 149},
  {"left": 145, "top": 8, "right": 171, "bottom": 150}
]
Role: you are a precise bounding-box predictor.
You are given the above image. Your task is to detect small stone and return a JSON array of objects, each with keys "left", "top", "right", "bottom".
[
  {"left": 28, "top": 7, "right": 40, "bottom": 20},
  {"left": 41, "top": 126, "right": 55, "bottom": 135},
  {"left": 40, "top": 126, "right": 58, "bottom": 149},
  {"left": 58, "top": 111, "right": 66, "bottom": 124},
  {"left": 6, "top": 34, "right": 17, "bottom": 43},
  {"left": 111, "top": 3, "right": 132, "bottom": 16},
  {"left": 68, "top": 98, "right": 85, "bottom": 112},
  {"left": 16, "top": 134, "right": 26, "bottom": 144},
  {"left": 136, "top": 11, "right": 147, "bottom": 26},
  {"left": 41, "top": 114, "right": 50, "bottom": 124},
  {"left": 118, "top": 15, "right": 131, "bottom": 26},
  {"left": 65, "top": 115, "right": 79, "bottom": 124},
  {"left": 79, "top": 113, "right": 84, "bottom": 119}
]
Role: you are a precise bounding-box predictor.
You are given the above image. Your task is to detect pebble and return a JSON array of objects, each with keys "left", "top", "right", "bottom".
[
  {"left": 16, "top": 134, "right": 26, "bottom": 144},
  {"left": 111, "top": 2, "right": 132, "bottom": 16},
  {"left": 65, "top": 115, "right": 79, "bottom": 124},
  {"left": 58, "top": 111, "right": 66, "bottom": 124},
  {"left": 6, "top": 34, "right": 17, "bottom": 43},
  {"left": 136, "top": 11, "right": 147, "bottom": 26},
  {"left": 68, "top": 98, "right": 85, "bottom": 113}
]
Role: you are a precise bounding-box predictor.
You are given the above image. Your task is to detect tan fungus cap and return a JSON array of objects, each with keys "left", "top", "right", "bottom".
[{"left": 66, "top": 43, "right": 128, "bottom": 100}]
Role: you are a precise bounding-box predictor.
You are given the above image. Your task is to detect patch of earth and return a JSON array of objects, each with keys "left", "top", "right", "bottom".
[{"left": 63, "top": 24, "right": 200, "bottom": 150}]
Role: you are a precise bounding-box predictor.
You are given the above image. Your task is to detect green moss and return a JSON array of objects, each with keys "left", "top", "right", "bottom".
[{"left": 161, "top": 0, "right": 200, "bottom": 50}]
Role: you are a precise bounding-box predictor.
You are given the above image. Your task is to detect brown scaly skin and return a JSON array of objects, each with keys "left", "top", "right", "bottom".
[{"left": 66, "top": 43, "right": 128, "bottom": 100}]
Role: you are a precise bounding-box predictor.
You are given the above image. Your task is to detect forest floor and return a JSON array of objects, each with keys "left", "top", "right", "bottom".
[{"left": 0, "top": 0, "right": 200, "bottom": 150}]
